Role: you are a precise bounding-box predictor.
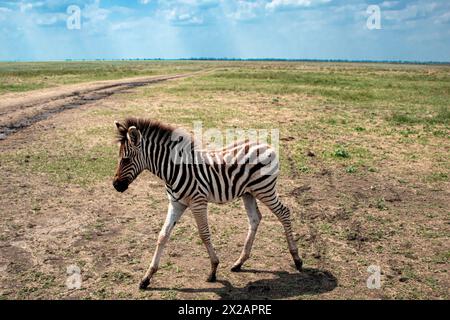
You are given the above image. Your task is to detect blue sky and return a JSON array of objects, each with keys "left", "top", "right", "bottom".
[{"left": 0, "top": 0, "right": 449, "bottom": 61}]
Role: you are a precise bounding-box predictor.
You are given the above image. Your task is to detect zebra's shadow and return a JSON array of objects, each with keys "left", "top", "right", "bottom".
[{"left": 151, "top": 268, "right": 337, "bottom": 300}]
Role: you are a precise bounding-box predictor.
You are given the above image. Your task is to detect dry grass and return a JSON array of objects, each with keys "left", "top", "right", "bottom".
[{"left": 0, "top": 61, "right": 448, "bottom": 300}]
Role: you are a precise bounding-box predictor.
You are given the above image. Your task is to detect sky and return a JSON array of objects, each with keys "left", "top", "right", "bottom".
[{"left": 0, "top": 0, "right": 449, "bottom": 62}]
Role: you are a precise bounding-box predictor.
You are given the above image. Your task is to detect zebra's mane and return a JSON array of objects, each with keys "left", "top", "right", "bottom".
[{"left": 116, "top": 117, "right": 178, "bottom": 144}]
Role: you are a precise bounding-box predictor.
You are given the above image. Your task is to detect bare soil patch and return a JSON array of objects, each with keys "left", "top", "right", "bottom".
[{"left": 0, "top": 73, "right": 199, "bottom": 140}]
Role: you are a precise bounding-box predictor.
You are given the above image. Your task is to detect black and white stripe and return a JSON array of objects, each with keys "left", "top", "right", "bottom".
[{"left": 113, "top": 118, "right": 302, "bottom": 289}]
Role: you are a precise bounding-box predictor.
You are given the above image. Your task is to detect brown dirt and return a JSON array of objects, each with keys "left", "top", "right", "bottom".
[{"left": 0, "top": 72, "right": 201, "bottom": 140}]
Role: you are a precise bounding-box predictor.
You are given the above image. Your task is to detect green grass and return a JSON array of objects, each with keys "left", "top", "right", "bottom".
[
  {"left": 425, "top": 172, "right": 449, "bottom": 183},
  {"left": 333, "top": 146, "right": 351, "bottom": 159},
  {"left": 0, "top": 60, "right": 209, "bottom": 94},
  {"left": 101, "top": 271, "right": 134, "bottom": 284},
  {"left": 390, "top": 106, "right": 450, "bottom": 125},
  {"left": 166, "top": 65, "right": 450, "bottom": 108},
  {"left": 345, "top": 165, "right": 357, "bottom": 173},
  {"left": 0, "top": 128, "right": 117, "bottom": 186}
]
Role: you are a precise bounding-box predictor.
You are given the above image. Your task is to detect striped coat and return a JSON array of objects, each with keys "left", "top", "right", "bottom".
[{"left": 113, "top": 118, "right": 302, "bottom": 289}]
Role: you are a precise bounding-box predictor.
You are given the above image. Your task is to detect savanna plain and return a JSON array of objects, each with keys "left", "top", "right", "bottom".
[{"left": 0, "top": 61, "right": 448, "bottom": 299}]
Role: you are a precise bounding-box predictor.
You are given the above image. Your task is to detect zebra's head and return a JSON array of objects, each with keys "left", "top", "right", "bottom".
[{"left": 113, "top": 120, "right": 144, "bottom": 193}]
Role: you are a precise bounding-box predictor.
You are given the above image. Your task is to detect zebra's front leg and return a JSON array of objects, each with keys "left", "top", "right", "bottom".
[
  {"left": 191, "top": 201, "right": 219, "bottom": 282},
  {"left": 139, "top": 200, "right": 187, "bottom": 290}
]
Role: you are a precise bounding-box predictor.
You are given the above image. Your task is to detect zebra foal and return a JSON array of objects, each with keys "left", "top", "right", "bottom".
[{"left": 112, "top": 117, "right": 302, "bottom": 289}]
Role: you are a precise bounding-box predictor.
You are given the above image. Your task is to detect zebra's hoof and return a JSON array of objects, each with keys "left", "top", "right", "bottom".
[
  {"left": 206, "top": 274, "right": 217, "bottom": 283},
  {"left": 139, "top": 278, "right": 150, "bottom": 290},
  {"left": 231, "top": 264, "right": 242, "bottom": 272},
  {"left": 294, "top": 259, "right": 303, "bottom": 272}
]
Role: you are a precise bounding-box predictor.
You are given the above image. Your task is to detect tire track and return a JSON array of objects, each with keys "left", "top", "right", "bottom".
[{"left": 0, "top": 72, "right": 198, "bottom": 140}]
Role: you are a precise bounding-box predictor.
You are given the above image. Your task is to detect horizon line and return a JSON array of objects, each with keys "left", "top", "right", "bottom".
[{"left": 1, "top": 58, "right": 449, "bottom": 65}]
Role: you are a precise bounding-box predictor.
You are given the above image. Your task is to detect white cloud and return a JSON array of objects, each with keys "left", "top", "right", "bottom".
[
  {"left": 435, "top": 11, "right": 450, "bottom": 24},
  {"left": 19, "top": 2, "right": 33, "bottom": 12},
  {"left": 227, "top": 1, "right": 265, "bottom": 21},
  {"left": 171, "top": 0, "right": 219, "bottom": 7},
  {"left": 154, "top": 0, "right": 222, "bottom": 26},
  {"left": 384, "top": 5, "right": 418, "bottom": 22},
  {"left": 266, "top": 0, "right": 331, "bottom": 11},
  {"left": 165, "top": 8, "right": 204, "bottom": 25},
  {"left": 382, "top": 0, "right": 449, "bottom": 23},
  {"left": 380, "top": 1, "right": 399, "bottom": 9},
  {"left": 5, "top": 1, "right": 42, "bottom": 12},
  {"left": 83, "top": 0, "right": 110, "bottom": 22},
  {"left": 35, "top": 12, "right": 66, "bottom": 26}
]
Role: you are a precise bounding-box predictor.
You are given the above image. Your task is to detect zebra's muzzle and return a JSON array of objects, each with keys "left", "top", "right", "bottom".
[{"left": 113, "top": 179, "right": 129, "bottom": 193}]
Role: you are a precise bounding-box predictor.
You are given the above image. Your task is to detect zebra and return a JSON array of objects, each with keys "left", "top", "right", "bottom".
[{"left": 112, "top": 117, "right": 303, "bottom": 290}]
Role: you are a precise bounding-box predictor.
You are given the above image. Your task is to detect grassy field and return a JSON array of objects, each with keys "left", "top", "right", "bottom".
[
  {"left": 0, "top": 60, "right": 211, "bottom": 94},
  {"left": 0, "top": 61, "right": 448, "bottom": 299}
]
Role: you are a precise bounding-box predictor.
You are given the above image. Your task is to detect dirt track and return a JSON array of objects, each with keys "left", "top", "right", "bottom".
[{"left": 0, "top": 72, "right": 198, "bottom": 140}]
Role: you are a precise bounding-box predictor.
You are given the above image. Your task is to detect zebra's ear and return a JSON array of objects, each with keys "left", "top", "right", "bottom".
[
  {"left": 114, "top": 121, "right": 126, "bottom": 132},
  {"left": 127, "top": 126, "right": 141, "bottom": 147}
]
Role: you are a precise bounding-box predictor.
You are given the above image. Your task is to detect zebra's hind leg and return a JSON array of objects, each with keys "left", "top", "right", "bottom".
[
  {"left": 139, "top": 200, "right": 187, "bottom": 290},
  {"left": 255, "top": 191, "right": 303, "bottom": 272},
  {"left": 231, "top": 193, "right": 262, "bottom": 272},
  {"left": 191, "top": 201, "right": 220, "bottom": 282}
]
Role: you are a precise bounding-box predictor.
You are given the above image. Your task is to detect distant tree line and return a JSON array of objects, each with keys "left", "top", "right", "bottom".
[{"left": 61, "top": 57, "right": 450, "bottom": 65}]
